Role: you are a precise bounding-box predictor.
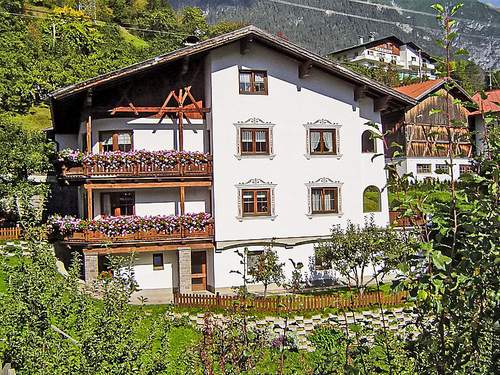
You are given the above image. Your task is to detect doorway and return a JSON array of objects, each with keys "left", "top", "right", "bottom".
[{"left": 191, "top": 251, "right": 207, "bottom": 291}]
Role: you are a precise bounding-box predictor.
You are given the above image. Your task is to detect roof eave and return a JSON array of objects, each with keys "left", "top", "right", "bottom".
[{"left": 49, "top": 26, "right": 416, "bottom": 107}]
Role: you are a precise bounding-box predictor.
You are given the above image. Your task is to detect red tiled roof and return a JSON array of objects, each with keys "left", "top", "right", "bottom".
[
  {"left": 470, "top": 89, "right": 500, "bottom": 115},
  {"left": 394, "top": 79, "right": 445, "bottom": 99}
]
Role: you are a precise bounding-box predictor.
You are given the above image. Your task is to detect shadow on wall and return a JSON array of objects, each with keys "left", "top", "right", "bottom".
[
  {"left": 305, "top": 255, "right": 337, "bottom": 287},
  {"left": 46, "top": 184, "right": 79, "bottom": 218}
]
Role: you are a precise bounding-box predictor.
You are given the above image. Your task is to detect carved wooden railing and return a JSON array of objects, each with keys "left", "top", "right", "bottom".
[
  {"left": 64, "top": 223, "right": 214, "bottom": 244},
  {"left": 61, "top": 158, "right": 212, "bottom": 178}
]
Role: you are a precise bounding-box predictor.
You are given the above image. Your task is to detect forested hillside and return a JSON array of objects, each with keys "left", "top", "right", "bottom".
[
  {"left": 169, "top": 0, "right": 500, "bottom": 69},
  {"left": 0, "top": 0, "right": 497, "bottom": 130},
  {"left": 0, "top": 0, "right": 240, "bottom": 128}
]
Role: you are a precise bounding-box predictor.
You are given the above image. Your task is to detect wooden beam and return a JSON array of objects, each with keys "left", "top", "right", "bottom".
[
  {"left": 298, "top": 60, "right": 313, "bottom": 79},
  {"left": 180, "top": 186, "right": 185, "bottom": 215},
  {"left": 178, "top": 89, "right": 184, "bottom": 151},
  {"left": 107, "top": 106, "right": 210, "bottom": 114},
  {"left": 84, "top": 181, "right": 212, "bottom": 190},
  {"left": 84, "top": 242, "right": 214, "bottom": 255},
  {"left": 86, "top": 186, "right": 93, "bottom": 219},
  {"left": 354, "top": 85, "right": 368, "bottom": 101},
  {"left": 374, "top": 95, "right": 391, "bottom": 112},
  {"left": 86, "top": 116, "right": 92, "bottom": 153},
  {"left": 240, "top": 36, "right": 253, "bottom": 55}
]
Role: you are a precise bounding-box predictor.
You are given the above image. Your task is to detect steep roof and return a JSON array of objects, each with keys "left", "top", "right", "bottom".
[
  {"left": 394, "top": 78, "right": 471, "bottom": 102},
  {"left": 470, "top": 89, "right": 500, "bottom": 115},
  {"left": 50, "top": 26, "right": 416, "bottom": 107},
  {"left": 328, "top": 35, "right": 432, "bottom": 60}
]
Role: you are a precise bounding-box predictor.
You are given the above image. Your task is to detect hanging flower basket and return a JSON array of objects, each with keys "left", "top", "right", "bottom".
[
  {"left": 48, "top": 213, "right": 213, "bottom": 238},
  {"left": 57, "top": 149, "right": 210, "bottom": 169}
]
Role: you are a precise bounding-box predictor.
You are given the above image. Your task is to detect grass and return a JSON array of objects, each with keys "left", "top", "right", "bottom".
[
  {"left": 0, "top": 256, "right": 21, "bottom": 294},
  {"left": 9, "top": 105, "right": 52, "bottom": 132},
  {"left": 118, "top": 26, "right": 149, "bottom": 49}
]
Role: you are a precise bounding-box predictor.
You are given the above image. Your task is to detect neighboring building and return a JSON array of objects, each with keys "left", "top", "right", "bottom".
[
  {"left": 383, "top": 78, "right": 474, "bottom": 181},
  {"left": 328, "top": 36, "right": 436, "bottom": 80},
  {"left": 49, "top": 26, "right": 415, "bottom": 295},
  {"left": 469, "top": 89, "right": 500, "bottom": 155}
]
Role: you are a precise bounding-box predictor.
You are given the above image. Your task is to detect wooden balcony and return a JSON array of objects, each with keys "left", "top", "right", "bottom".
[
  {"left": 60, "top": 158, "right": 212, "bottom": 180},
  {"left": 63, "top": 223, "right": 214, "bottom": 245}
]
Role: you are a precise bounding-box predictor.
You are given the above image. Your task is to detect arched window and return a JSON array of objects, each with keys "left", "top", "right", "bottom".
[
  {"left": 361, "top": 130, "right": 376, "bottom": 153},
  {"left": 363, "top": 186, "right": 381, "bottom": 213}
]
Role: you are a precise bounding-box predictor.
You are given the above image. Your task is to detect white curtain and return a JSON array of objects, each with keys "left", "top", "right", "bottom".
[
  {"left": 101, "top": 194, "right": 111, "bottom": 217},
  {"left": 324, "top": 190, "right": 335, "bottom": 211},
  {"left": 242, "top": 130, "right": 253, "bottom": 142},
  {"left": 255, "top": 130, "right": 266, "bottom": 142},
  {"left": 118, "top": 132, "right": 131, "bottom": 145},
  {"left": 239, "top": 72, "right": 251, "bottom": 92},
  {"left": 310, "top": 131, "right": 321, "bottom": 153},
  {"left": 323, "top": 131, "right": 333, "bottom": 152},
  {"left": 312, "top": 189, "right": 321, "bottom": 212}
]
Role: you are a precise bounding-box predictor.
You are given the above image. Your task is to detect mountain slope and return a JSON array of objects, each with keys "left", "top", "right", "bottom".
[{"left": 169, "top": 0, "right": 500, "bottom": 69}]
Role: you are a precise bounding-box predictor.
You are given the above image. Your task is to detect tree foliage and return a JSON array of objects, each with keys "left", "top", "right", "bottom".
[
  {"left": 247, "top": 247, "right": 285, "bottom": 298},
  {"left": 316, "top": 218, "right": 413, "bottom": 293},
  {"left": 0, "top": 246, "right": 172, "bottom": 374}
]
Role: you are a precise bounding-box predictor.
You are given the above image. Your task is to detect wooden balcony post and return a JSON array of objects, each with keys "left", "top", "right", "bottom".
[
  {"left": 86, "top": 115, "right": 92, "bottom": 154},
  {"left": 86, "top": 186, "right": 93, "bottom": 219},
  {"left": 178, "top": 107, "right": 184, "bottom": 152},
  {"left": 180, "top": 186, "right": 185, "bottom": 215}
]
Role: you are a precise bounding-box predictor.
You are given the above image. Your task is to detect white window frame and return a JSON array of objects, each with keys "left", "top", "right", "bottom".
[
  {"left": 234, "top": 118, "right": 276, "bottom": 160},
  {"left": 303, "top": 119, "right": 342, "bottom": 160},
  {"left": 235, "top": 178, "right": 277, "bottom": 221},
  {"left": 305, "top": 178, "right": 343, "bottom": 218}
]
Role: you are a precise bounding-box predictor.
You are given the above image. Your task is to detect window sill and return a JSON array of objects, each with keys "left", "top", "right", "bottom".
[
  {"left": 236, "top": 215, "right": 277, "bottom": 222},
  {"left": 304, "top": 153, "right": 343, "bottom": 160},
  {"left": 306, "top": 212, "right": 344, "bottom": 219},
  {"left": 235, "top": 154, "right": 276, "bottom": 160}
]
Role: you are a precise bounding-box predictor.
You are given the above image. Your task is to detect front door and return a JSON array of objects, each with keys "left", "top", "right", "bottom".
[{"left": 191, "top": 251, "right": 207, "bottom": 291}]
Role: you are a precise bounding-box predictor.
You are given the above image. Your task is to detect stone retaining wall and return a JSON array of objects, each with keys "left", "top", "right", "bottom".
[{"left": 179, "top": 307, "right": 417, "bottom": 351}]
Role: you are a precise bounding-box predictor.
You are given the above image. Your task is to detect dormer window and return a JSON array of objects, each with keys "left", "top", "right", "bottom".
[{"left": 239, "top": 70, "right": 268, "bottom": 95}]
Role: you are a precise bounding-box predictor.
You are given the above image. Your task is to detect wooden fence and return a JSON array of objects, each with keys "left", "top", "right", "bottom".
[
  {"left": 173, "top": 291, "right": 407, "bottom": 313},
  {"left": 0, "top": 227, "right": 21, "bottom": 241}
]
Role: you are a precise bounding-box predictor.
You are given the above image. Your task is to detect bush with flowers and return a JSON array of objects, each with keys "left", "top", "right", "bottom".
[
  {"left": 48, "top": 213, "right": 213, "bottom": 238},
  {"left": 57, "top": 149, "right": 210, "bottom": 169}
]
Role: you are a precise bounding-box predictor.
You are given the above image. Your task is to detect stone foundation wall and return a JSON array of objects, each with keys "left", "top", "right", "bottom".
[{"left": 180, "top": 307, "right": 416, "bottom": 351}]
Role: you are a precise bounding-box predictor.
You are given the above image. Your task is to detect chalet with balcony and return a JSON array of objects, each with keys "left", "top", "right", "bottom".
[
  {"left": 328, "top": 35, "right": 436, "bottom": 80},
  {"left": 49, "top": 26, "right": 416, "bottom": 296},
  {"left": 383, "top": 78, "right": 474, "bottom": 180}
]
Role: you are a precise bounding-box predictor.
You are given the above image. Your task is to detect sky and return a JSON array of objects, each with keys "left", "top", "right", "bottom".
[{"left": 479, "top": 0, "right": 500, "bottom": 7}]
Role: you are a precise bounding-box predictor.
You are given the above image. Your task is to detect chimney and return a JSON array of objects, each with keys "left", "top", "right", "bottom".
[
  {"left": 358, "top": 36, "right": 364, "bottom": 44},
  {"left": 369, "top": 33, "right": 375, "bottom": 42}
]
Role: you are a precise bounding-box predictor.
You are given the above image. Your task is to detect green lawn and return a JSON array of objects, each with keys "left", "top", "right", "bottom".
[
  {"left": 9, "top": 105, "right": 52, "bottom": 132},
  {"left": 0, "top": 256, "right": 21, "bottom": 294}
]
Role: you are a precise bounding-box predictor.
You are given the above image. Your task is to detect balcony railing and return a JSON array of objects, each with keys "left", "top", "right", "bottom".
[
  {"left": 57, "top": 150, "right": 212, "bottom": 179},
  {"left": 64, "top": 224, "right": 214, "bottom": 244},
  {"left": 48, "top": 213, "right": 214, "bottom": 245},
  {"left": 61, "top": 161, "right": 212, "bottom": 178}
]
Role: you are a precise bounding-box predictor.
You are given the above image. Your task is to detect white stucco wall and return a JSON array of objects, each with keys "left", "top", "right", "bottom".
[
  {"left": 70, "top": 117, "right": 207, "bottom": 153},
  {"left": 90, "top": 187, "right": 210, "bottom": 219},
  {"left": 474, "top": 116, "right": 487, "bottom": 155},
  {"left": 207, "top": 43, "right": 389, "bottom": 245},
  {"left": 400, "top": 157, "right": 472, "bottom": 181},
  {"left": 126, "top": 251, "right": 178, "bottom": 290},
  {"left": 55, "top": 133, "right": 78, "bottom": 150}
]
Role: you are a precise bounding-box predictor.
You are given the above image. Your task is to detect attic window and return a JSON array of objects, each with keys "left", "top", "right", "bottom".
[{"left": 239, "top": 70, "right": 268, "bottom": 95}]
